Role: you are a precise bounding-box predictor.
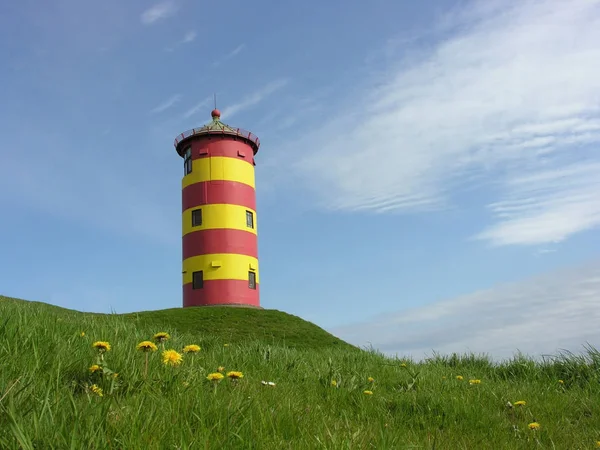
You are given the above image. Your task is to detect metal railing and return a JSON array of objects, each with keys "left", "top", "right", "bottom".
[{"left": 174, "top": 126, "right": 260, "bottom": 149}]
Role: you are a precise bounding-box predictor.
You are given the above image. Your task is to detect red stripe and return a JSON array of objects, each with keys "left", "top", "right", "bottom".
[
  {"left": 182, "top": 180, "right": 256, "bottom": 212},
  {"left": 183, "top": 279, "right": 260, "bottom": 307},
  {"left": 191, "top": 139, "right": 254, "bottom": 164},
  {"left": 183, "top": 229, "right": 257, "bottom": 259}
]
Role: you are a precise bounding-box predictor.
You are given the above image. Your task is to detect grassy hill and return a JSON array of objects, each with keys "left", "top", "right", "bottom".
[{"left": 1, "top": 295, "right": 600, "bottom": 449}]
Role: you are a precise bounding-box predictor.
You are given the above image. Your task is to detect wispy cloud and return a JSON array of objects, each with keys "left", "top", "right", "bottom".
[
  {"left": 181, "top": 31, "right": 196, "bottom": 44},
  {"left": 182, "top": 97, "right": 212, "bottom": 119},
  {"left": 289, "top": 0, "right": 600, "bottom": 247},
  {"left": 221, "top": 79, "right": 290, "bottom": 120},
  {"left": 331, "top": 261, "right": 600, "bottom": 362},
  {"left": 141, "top": 1, "right": 178, "bottom": 25},
  {"left": 149, "top": 94, "right": 182, "bottom": 114},
  {"left": 211, "top": 44, "right": 246, "bottom": 68}
]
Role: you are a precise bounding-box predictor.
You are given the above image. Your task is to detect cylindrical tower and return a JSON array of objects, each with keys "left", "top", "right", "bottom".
[{"left": 174, "top": 109, "right": 260, "bottom": 308}]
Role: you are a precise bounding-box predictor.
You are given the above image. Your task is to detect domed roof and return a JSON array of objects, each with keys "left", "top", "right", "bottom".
[{"left": 174, "top": 110, "right": 260, "bottom": 156}]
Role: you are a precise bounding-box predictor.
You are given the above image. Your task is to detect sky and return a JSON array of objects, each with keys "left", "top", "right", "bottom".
[{"left": 1, "top": 0, "right": 600, "bottom": 362}]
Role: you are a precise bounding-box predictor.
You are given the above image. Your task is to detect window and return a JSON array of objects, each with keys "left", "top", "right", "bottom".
[
  {"left": 192, "top": 209, "right": 202, "bottom": 227},
  {"left": 246, "top": 210, "right": 254, "bottom": 229},
  {"left": 248, "top": 271, "right": 256, "bottom": 290},
  {"left": 183, "top": 147, "right": 192, "bottom": 175},
  {"left": 193, "top": 271, "right": 203, "bottom": 289}
]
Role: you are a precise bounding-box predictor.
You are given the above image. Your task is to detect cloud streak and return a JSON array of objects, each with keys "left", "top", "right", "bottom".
[
  {"left": 331, "top": 260, "right": 600, "bottom": 362},
  {"left": 211, "top": 44, "right": 246, "bottom": 68},
  {"left": 141, "top": 1, "right": 178, "bottom": 25},
  {"left": 290, "top": 0, "right": 600, "bottom": 247},
  {"left": 149, "top": 94, "right": 182, "bottom": 114},
  {"left": 221, "top": 79, "right": 289, "bottom": 120}
]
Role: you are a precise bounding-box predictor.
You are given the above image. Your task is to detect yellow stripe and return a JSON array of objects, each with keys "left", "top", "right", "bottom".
[
  {"left": 183, "top": 253, "right": 260, "bottom": 284},
  {"left": 182, "top": 156, "right": 255, "bottom": 189},
  {"left": 183, "top": 204, "right": 257, "bottom": 236}
]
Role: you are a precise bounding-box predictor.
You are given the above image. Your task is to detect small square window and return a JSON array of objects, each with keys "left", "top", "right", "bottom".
[
  {"left": 248, "top": 271, "right": 256, "bottom": 290},
  {"left": 246, "top": 210, "right": 254, "bottom": 229},
  {"left": 192, "top": 209, "right": 202, "bottom": 227},
  {"left": 193, "top": 271, "right": 203, "bottom": 289}
]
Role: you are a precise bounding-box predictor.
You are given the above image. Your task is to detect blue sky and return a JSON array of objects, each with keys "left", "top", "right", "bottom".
[{"left": 1, "top": 0, "right": 600, "bottom": 361}]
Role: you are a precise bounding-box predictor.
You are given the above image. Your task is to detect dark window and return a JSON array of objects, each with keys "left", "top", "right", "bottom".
[
  {"left": 192, "top": 209, "right": 202, "bottom": 227},
  {"left": 246, "top": 210, "right": 254, "bottom": 229},
  {"left": 193, "top": 271, "right": 203, "bottom": 289},
  {"left": 248, "top": 271, "right": 256, "bottom": 289},
  {"left": 184, "top": 147, "right": 192, "bottom": 175}
]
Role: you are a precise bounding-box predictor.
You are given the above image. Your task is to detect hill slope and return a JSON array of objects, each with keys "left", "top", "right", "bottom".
[
  {"left": 0, "top": 295, "right": 354, "bottom": 350},
  {"left": 1, "top": 294, "right": 600, "bottom": 449}
]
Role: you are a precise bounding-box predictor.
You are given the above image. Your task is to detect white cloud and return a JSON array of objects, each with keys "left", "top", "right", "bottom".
[
  {"left": 211, "top": 44, "right": 246, "bottom": 68},
  {"left": 330, "top": 261, "right": 600, "bottom": 362},
  {"left": 141, "top": 1, "right": 178, "bottom": 25},
  {"left": 290, "top": 0, "right": 600, "bottom": 247},
  {"left": 182, "top": 97, "right": 212, "bottom": 119},
  {"left": 149, "top": 94, "right": 181, "bottom": 114},
  {"left": 221, "top": 79, "right": 289, "bottom": 120},
  {"left": 181, "top": 31, "right": 196, "bottom": 44}
]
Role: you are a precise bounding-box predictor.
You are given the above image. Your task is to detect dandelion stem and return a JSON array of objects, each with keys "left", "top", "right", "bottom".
[{"left": 144, "top": 352, "right": 149, "bottom": 379}]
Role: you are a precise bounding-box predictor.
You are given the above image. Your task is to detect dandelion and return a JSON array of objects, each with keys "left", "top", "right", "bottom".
[
  {"left": 227, "top": 371, "right": 243, "bottom": 380},
  {"left": 137, "top": 340, "right": 158, "bottom": 378},
  {"left": 90, "top": 384, "right": 103, "bottom": 397},
  {"left": 162, "top": 349, "right": 183, "bottom": 367},
  {"left": 528, "top": 422, "right": 540, "bottom": 430},
  {"left": 595, "top": 441, "right": 600, "bottom": 448},
  {"left": 558, "top": 379, "right": 564, "bottom": 384},
  {"left": 514, "top": 400, "right": 526, "bottom": 407},
  {"left": 112, "top": 373, "right": 118, "bottom": 379},
  {"left": 367, "top": 377, "right": 374, "bottom": 383},
  {"left": 217, "top": 366, "right": 225, "bottom": 373},
  {"left": 456, "top": 375, "right": 463, "bottom": 380},
  {"left": 224, "top": 343, "right": 230, "bottom": 347},
  {"left": 331, "top": 380, "right": 338, "bottom": 387},
  {"left": 363, "top": 390, "right": 373, "bottom": 395},
  {"left": 153, "top": 332, "right": 170, "bottom": 343},
  {"left": 80, "top": 332, "right": 85, "bottom": 337},
  {"left": 207, "top": 372, "right": 224, "bottom": 382},
  {"left": 89, "top": 364, "right": 102, "bottom": 374},
  {"left": 137, "top": 341, "right": 158, "bottom": 352},
  {"left": 400, "top": 363, "right": 407, "bottom": 367},
  {"left": 469, "top": 379, "right": 481, "bottom": 385},
  {"left": 92, "top": 341, "right": 111, "bottom": 353},
  {"left": 183, "top": 344, "right": 201, "bottom": 353}
]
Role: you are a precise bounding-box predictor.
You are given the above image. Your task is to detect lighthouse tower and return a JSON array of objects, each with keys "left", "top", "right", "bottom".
[{"left": 174, "top": 109, "right": 260, "bottom": 308}]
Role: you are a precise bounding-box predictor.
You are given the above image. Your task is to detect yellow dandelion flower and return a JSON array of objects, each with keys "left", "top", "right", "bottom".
[
  {"left": 162, "top": 349, "right": 183, "bottom": 366},
  {"left": 207, "top": 372, "right": 225, "bottom": 382},
  {"left": 153, "top": 332, "right": 170, "bottom": 342},
  {"left": 514, "top": 400, "right": 526, "bottom": 407},
  {"left": 136, "top": 340, "right": 158, "bottom": 352},
  {"left": 595, "top": 441, "right": 600, "bottom": 448},
  {"left": 367, "top": 377, "right": 374, "bottom": 383},
  {"left": 183, "top": 344, "right": 201, "bottom": 353},
  {"left": 227, "top": 371, "right": 243, "bottom": 379},
  {"left": 217, "top": 366, "right": 225, "bottom": 372},
  {"left": 456, "top": 375, "right": 463, "bottom": 380},
  {"left": 90, "top": 384, "right": 103, "bottom": 397},
  {"left": 80, "top": 332, "right": 85, "bottom": 337},
  {"left": 558, "top": 379, "right": 564, "bottom": 384},
  {"left": 331, "top": 380, "right": 338, "bottom": 387},
  {"left": 224, "top": 343, "right": 230, "bottom": 347},
  {"left": 112, "top": 373, "right": 119, "bottom": 378},
  {"left": 89, "top": 364, "right": 102, "bottom": 373},
  {"left": 400, "top": 363, "right": 407, "bottom": 367},
  {"left": 528, "top": 422, "right": 540, "bottom": 430},
  {"left": 469, "top": 379, "right": 481, "bottom": 385},
  {"left": 92, "top": 341, "right": 111, "bottom": 352},
  {"left": 363, "top": 390, "right": 373, "bottom": 395}
]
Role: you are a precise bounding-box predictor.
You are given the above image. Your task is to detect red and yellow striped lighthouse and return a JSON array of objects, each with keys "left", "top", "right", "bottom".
[{"left": 174, "top": 109, "right": 260, "bottom": 308}]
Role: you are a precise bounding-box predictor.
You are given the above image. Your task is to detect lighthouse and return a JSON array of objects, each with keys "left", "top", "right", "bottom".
[{"left": 174, "top": 109, "right": 260, "bottom": 308}]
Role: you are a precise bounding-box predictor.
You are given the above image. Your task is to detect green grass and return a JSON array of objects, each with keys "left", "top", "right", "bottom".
[{"left": 1, "top": 295, "right": 600, "bottom": 449}]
